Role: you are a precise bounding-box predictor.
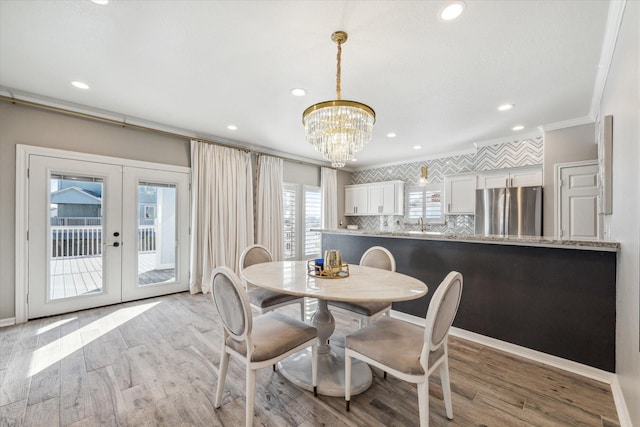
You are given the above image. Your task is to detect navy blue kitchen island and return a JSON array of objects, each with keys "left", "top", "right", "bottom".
[{"left": 320, "top": 230, "right": 619, "bottom": 372}]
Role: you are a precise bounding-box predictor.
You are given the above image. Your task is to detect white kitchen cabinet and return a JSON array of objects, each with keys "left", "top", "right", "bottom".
[
  {"left": 345, "top": 185, "right": 368, "bottom": 216},
  {"left": 477, "top": 166, "right": 543, "bottom": 189},
  {"left": 444, "top": 174, "right": 476, "bottom": 214},
  {"left": 344, "top": 181, "right": 404, "bottom": 216},
  {"left": 368, "top": 182, "right": 404, "bottom": 215}
]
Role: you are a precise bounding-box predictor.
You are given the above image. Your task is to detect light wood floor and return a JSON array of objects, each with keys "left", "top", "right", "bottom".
[{"left": 0, "top": 292, "right": 620, "bottom": 426}]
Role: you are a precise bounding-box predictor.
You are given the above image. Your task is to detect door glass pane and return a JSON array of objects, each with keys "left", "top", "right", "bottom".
[
  {"left": 137, "top": 182, "right": 176, "bottom": 285},
  {"left": 49, "top": 174, "right": 104, "bottom": 299}
]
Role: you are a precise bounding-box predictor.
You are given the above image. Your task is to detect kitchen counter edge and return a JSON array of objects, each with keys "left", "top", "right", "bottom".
[{"left": 314, "top": 229, "right": 620, "bottom": 252}]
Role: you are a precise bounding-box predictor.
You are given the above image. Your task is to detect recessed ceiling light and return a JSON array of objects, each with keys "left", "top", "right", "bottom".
[
  {"left": 351, "top": 158, "right": 358, "bottom": 162},
  {"left": 291, "top": 88, "right": 306, "bottom": 96},
  {"left": 498, "top": 104, "right": 514, "bottom": 111},
  {"left": 91, "top": 0, "right": 109, "bottom": 4},
  {"left": 439, "top": 1, "right": 466, "bottom": 21},
  {"left": 386, "top": 132, "right": 397, "bottom": 138},
  {"left": 512, "top": 125, "right": 525, "bottom": 131},
  {"left": 227, "top": 125, "right": 238, "bottom": 130},
  {"left": 413, "top": 145, "right": 422, "bottom": 150},
  {"left": 71, "top": 81, "right": 90, "bottom": 90}
]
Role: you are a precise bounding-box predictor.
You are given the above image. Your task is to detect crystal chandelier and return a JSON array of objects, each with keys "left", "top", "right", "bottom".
[{"left": 303, "top": 31, "right": 376, "bottom": 168}]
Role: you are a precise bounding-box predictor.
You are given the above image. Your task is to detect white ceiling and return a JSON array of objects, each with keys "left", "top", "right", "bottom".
[{"left": 0, "top": 1, "right": 611, "bottom": 168}]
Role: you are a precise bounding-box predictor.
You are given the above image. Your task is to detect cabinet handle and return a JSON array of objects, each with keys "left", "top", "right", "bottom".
[{"left": 448, "top": 203, "right": 451, "bottom": 213}]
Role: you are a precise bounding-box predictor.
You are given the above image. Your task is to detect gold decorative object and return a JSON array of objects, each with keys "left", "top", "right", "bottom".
[
  {"left": 302, "top": 31, "right": 376, "bottom": 168},
  {"left": 307, "top": 259, "right": 350, "bottom": 279}
]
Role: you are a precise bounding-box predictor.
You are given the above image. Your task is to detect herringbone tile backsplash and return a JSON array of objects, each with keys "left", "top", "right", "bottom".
[{"left": 348, "top": 137, "right": 543, "bottom": 234}]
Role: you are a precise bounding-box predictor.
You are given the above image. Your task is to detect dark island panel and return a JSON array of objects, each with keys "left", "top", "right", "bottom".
[{"left": 321, "top": 233, "right": 616, "bottom": 372}]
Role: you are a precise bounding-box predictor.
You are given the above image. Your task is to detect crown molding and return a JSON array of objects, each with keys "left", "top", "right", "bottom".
[
  {"left": 1, "top": 87, "right": 329, "bottom": 169},
  {"left": 589, "top": 0, "right": 627, "bottom": 121},
  {"left": 472, "top": 131, "right": 543, "bottom": 149},
  {"left": 538, "top": 116, "right": 594, "bottom": 133},
  {"left": 352, "top": 147, "right": 477, "bottom": 171}
]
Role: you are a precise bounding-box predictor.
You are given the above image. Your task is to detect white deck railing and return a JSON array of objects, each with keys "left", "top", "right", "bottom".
[{"left": 51, "top": 225, "right": 156, "bottom": 258}]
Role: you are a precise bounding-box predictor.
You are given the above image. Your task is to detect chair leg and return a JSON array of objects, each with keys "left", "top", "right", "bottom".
[
  {"left": 215, "top": 349, "right": 229, "bottom": 408},
  {"left": 246, "top": 367, "right": 256, "bottom": 427},
  {"left": 345, "top": 350, "right": 352, "bottom": 411},
  {"left": 311, "top": 343, "right": 318, "bottom": 397},
  {"left": 417, "top": 381, "right": 429, "bottom": 427},
  {"left": 439, "top": 359, "right": 453, "bottom": 419}
]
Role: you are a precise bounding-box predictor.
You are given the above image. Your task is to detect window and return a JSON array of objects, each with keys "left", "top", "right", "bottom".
[
  {"left": 283, "top": 183, "right": 297, "bottom": 259},
  {"left": 406, "top": 184, "right": 445, "bottom": 224},
  {"left": 304, "top": 187, "right": 321, "bottom": 257},
  {"left": 283, "top": 183, "right": 321, "bottom": 260}
]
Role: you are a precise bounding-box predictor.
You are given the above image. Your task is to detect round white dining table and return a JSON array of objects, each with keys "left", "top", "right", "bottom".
[{"left": 241, "top": 260, "right": 428, "bottom": 397}]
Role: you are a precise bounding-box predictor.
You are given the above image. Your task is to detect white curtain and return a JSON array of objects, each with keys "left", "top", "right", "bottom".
[
  {"left": 256, "top": 155, "right": 284, "bottom": 260},
  {"left": 189, "top": 140, "right": 254, "bottom": 294},
  {"left": 321, "top": 167, "right": 338, "bottom": 229}
]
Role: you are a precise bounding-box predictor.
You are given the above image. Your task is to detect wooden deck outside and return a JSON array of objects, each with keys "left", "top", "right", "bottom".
[{"left": 49, "top": 252, "right": 175, "bottom": 299}]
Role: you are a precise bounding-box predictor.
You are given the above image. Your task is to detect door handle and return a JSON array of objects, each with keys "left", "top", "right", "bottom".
[{"left": 105, "top": 242, "right": 121, "bottom": 247}]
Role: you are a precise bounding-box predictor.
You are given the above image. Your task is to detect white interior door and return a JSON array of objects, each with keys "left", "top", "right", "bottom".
[
  {"left": 28, "top": 156, "right": 123, "bottom": 318},
  {"left": 559, "top": 162, "right": 600, "bottom": 239},
  {"left": 27, "top": 154, "right": 190, "bottom": 319}
]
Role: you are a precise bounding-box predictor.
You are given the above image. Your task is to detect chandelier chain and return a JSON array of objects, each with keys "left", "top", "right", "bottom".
[{"left": 336, "top": 41, "right": 342, "bottom": 100}]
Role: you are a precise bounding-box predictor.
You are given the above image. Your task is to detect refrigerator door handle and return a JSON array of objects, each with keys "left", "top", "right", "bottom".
[{"left": 504, "top": 189, "right": 510, "bottom": 236}]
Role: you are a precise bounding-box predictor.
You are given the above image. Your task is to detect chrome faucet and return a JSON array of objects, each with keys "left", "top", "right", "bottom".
[{"left": 418, "top": 217, "right": 426, "bottom": 232}]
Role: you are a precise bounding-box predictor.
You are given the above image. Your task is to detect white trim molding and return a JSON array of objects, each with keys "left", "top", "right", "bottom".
[
  {"left": 390, "top": 309, "right": 631, "bottom": 426},
  {"left": 538, "top": 116, "right": 594, "bottom": 133},
  {"left": 589, "top": 0, "right": 627, "bottom": 121},
  {"left": 472, "top": 130, "right": 543, "bottom": 149},
  {"left": 0, "top": 318, "right": 16, "bottom": 328}
]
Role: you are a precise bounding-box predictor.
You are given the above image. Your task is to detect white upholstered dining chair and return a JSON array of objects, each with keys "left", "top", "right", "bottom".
[
  {"left": 344, "top": 271, "right": 463, "bottom": 427},
  {"left": 239, "top": 244, "right": 305, "bottom": 321},
  {"left": 211, "top": 266, "right": 318, "bottom": 427},
  {"left": 328, "top": 246, "right": 395, "bottom": 327}
]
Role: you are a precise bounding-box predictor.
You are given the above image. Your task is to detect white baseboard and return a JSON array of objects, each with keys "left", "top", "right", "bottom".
[
  {"left": 390, "top": 310, "right": 632, "bottom": 427},
  {"left": 610, "top": 375, "right": 633, "bottom": 427},
  {"left": 0, "top": 317, "right": 16, "bottom": 328}
]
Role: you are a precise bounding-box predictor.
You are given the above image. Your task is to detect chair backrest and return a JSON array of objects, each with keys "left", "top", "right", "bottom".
[
  {"left": 239, "top": 244, "right": 273, "bottom": 272},
  {"left": 421, "top": 271, "right": 463, "bottom": 366},
  {"left": 211, "top": 266, "right": 252, "bottom": 342},
  {"left": 359, "top": 246, "right": 396, "bottom": 272}
]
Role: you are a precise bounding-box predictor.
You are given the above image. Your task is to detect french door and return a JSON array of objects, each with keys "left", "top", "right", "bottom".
[{"left": 27, "top": 154, "right": 190, "bottom": 319}]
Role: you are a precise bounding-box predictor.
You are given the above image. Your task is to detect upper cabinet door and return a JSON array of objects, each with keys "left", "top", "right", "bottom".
[
  {"left": 368, "top": 182, "right": 397, "bottom": 214},
  {"left": 511, "top": 168, "right": 543, "bottom": 187},
  {"left": 345, "top": 186, "right": 368, "bottom": 215},
  {"left": 444, "top": 174, "right": 476, "bottom": 214},
  {"left": 477, "top": 172, "right": 509, "bottom": 189},
  {"left": 477, "top": 166, "right": 543, "bottom": 189}
]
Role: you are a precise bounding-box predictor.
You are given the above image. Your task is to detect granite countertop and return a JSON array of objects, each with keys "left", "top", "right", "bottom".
[{"left": 315, "top": 229, "right": 620, "bottom": 251}]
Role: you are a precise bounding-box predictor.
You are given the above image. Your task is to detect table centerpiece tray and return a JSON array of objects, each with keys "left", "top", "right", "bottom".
[{"left": 307, "top": 260, "right": 350, "bottom": 279}]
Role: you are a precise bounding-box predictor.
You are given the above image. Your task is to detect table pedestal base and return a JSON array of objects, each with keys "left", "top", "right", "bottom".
[{"left": 277, "top": 345, "right": 372, "bottom": 397}]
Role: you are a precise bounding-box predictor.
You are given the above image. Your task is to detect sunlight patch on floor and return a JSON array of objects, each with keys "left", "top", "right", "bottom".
[{"left": 28, "top": 301, "right": 161, "bottom": 377}]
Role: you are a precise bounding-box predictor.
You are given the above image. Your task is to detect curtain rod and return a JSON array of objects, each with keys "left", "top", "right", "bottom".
[
  {"left": 2, "top": 94, "right": 334, "bottom": 170},
  {"left": 2, "top": 95, "right": 335, "bottom": 169}
]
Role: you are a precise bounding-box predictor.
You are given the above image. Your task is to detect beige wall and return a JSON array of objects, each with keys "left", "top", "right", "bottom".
[
  {"left": 336, "top": 169, "right": 351, "bottom": 228},
  {"left": 600, "top": 1, "right": 640, "bottom": 424},
  {"left": 0, "top": 102, "right": 190, "bottom": 320},
  {"left": 542, "top": 123, "right": 597, "bottom": 237},
  {"left": 283, "top": 160, "right": 320, "bottom": 186}
]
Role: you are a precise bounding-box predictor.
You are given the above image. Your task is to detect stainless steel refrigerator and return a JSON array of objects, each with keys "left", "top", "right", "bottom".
[{"left": 474, "top": 186, "right": 542, "bottom": 236}]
